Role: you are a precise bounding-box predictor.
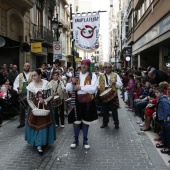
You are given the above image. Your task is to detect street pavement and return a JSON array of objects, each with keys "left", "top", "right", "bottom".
[{"left": 0, "top": 97, "right": 169, "bottom": 170}]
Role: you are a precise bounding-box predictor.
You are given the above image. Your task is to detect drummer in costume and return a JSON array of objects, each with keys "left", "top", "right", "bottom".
[
  {"left": 66, "top": 59, "right": 98, "bottom": 149},
  {"left": 13, "top": 63, "right": 32, "bottom": 128},
  {"left": 50, "top": 71, "right": 65, "bottom": 127},
  {"left": 25, "top": 69, "right": 56, "bottom": 154},
  {"left": 99, "top": 63, "right": 122, "bottom": 129}
]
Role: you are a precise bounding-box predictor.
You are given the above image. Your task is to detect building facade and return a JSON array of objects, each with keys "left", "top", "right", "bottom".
[
  {"left": 0, "top": 0, "right": 34, "bottom": 71},
  {"left": 119, "top": 0, "right": 170, "bottom": 71}
]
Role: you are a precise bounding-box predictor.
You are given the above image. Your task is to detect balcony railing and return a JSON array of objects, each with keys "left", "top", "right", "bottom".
[
  {"left": 9, "top": 0, "right": 35, "bottom": 10},
  {"left": 31, "top": 24, "right": 53, "bottom": 43}
]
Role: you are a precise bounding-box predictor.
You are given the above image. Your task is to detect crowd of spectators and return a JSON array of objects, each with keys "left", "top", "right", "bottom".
[{"left": 121, "top": 65, "right": 170, "bottom": 160}]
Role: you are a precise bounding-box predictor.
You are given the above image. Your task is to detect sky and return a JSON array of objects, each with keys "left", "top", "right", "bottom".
[{"left": 78, "top": 0, "right": 119, "bottom": 62}]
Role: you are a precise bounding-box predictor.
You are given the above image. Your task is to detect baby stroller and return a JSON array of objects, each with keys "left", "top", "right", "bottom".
[{"left": 0, "top": 88, "right": 20, "bottom": 118}]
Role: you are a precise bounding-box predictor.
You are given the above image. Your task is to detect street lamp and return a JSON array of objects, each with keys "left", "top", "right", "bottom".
[
  {"left": 114, "top": 41, "right": 118, "bottom": 69},
  {"left": 52, "top": 14, "right": 63, "bottom": 41},
  {"left": 91, "top": 54, "right": 95, "bottom": 63}
]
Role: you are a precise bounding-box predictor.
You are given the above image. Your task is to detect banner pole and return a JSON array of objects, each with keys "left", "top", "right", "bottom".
[{"left": 70, "top": 4, "right": 76, "bottom": 75}]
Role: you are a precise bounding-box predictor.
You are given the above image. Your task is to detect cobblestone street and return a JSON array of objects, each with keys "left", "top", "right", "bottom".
[{"left": 0, "top": 98, "right": 169, "bottom": 170}]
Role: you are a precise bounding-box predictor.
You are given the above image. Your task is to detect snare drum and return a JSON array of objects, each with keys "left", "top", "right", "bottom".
[
  {"left": 100, "top": 88, "right": 116, "bottom": 103},
  {"left": 52, "top": 95, "right": 62, "bottom": 107},
  {"left": 19, "top": 96, "right": 28, "bottom": 110},
  {"left": 64, "top": 98, "right": 72, "bottom": 110}
]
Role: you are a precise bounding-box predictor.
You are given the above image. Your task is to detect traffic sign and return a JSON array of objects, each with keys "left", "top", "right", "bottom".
[{"left": 53, "top": 41, "right": 62, "bottom": 55}]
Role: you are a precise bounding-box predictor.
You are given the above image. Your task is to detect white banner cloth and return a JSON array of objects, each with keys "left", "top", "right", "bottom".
[{"left": 73, "top": 14, "right": 100, "bottom": 51}]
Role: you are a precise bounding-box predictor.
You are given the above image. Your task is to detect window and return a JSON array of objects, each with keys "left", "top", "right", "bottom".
[
  {"left": 47, "top": 9, "right": 53, "bottom": 30},
  {"left": 36, "top": 0, "right": 43, "bottom": 26}
]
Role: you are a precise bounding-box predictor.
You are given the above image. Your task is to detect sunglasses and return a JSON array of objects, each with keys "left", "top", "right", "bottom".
[{"left": 104, "top": 66, "right": 111, "bottom": 69}]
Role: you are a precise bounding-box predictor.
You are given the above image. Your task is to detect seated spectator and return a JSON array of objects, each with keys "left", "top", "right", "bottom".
[
  {"left": 140, "top": 85, "right": 158, "bottom": 131},
  {"left": 134, "top": 81, "right": 151, "bottom": 110},
  {"left": 134, "top": 82, "right": 142, "bottom": 100},
  {"left": 134, "top": 82, "right": 152, "bottom": 124}
]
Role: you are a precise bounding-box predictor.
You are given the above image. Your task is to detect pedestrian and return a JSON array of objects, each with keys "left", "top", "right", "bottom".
[
  {"left": 0, "top": 106, "right": 2, "bottom": 127},
  {"left": 25, "top": 69, "right": 56, "bottom": 154},
  {"left": 50, "top": 59, "right": 63, "bottom": 79},
  {"left": 7, "top": 64, "right": 13, "bottom": 73},
  {"left": 7, "top": 65, "right": 18, "bottom": 86},
  {"left": 13, "top": 63, "right": 32, "bottom": 128},
  {"left": 66, "top": 59, "right": 98, "bottom": 149},
  {"left": 126, "top": 73, "right": 135, "bottom": 111},
  {"left": 50, "top": 71, "right": 65, "bottom": 127},
  {"left": 148, "top": 68, "right": 168, "bottom": 84},
  {"left": 0, "top": 66, "right": 5, "bottom": 86},
  {"left": 98, "top": 63, "right": 122, "bottom": 129},
  {"left": 155, "top": 87, "right": 170, "bottom": 152},
  {"left": 166, "top": 64, "right": 170, "bottom": 83},
  {"left": 40, "top": 62, "right": 50, "bottom": 81},
  {"left": 122, "top": 72, "right": 129, "bottom": 101}
]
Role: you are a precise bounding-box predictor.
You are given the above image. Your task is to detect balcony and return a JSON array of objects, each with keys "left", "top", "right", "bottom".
[
  {"left": 127, "top": 0, "right": 134, "bottom": 18},
  {"left": 126, "top": 28, "right": 134, "bottom": 45},
  {"left": 9, "top": 0, "right": 35, "bottom": 11},
  {"left": 134, "top": 0, "right": 144, "bottom": 10},
  {"left": 30, "top": 24, "right": 53, "bottom": 44}
]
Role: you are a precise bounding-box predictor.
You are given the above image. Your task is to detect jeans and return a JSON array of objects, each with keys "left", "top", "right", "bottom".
[
  {"left": 102, "top": 101, "right": 119, "bottom": 125},
  {"left": 161, "top": 122, "right": 170, "bottom": 149},
  {"left": 136, "top": 101, "right": 148, "bottom": 116},
  {"left": 128, "top": 92, "right": 134, "bottom": 109}
]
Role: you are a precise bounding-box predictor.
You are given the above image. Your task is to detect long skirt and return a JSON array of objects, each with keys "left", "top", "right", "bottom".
[{"left": 25, "top": 106, "right": 56, "bottom": 146}]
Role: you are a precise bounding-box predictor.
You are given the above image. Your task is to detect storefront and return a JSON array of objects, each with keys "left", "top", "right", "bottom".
[{"left": 132, "top": 13, "right": 170, "bottom": 70}]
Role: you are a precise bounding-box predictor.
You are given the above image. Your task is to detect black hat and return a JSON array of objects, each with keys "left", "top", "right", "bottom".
[{"left": 53, "top": 59, "right": 61, "bottom": 65}]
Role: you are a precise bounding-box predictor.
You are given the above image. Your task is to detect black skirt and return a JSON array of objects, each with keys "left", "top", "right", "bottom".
[{"left": 68, "top": 100, "right": 98, "bottom": 124}]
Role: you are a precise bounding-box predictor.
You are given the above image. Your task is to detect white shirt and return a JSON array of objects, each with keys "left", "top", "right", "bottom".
[
  {"left": 104, "top": 73, "right": 123, "bottom": 89},
  {"left": 55, "top": 80, "right": 65, "bottom": 90},
  {"left": 13, "top": 72, "right": 31, "bottom": 91},
  {"left": 66, "top": 72, "right": 98, "bottom": 95}
]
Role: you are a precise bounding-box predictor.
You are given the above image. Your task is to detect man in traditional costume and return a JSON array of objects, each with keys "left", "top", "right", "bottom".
[
  {"left": 13, "top": 63, "right": 32, "bottom": 128},
  {"left": 99, "top": 63, "right": 122, "bottom": 129},
  {"left": 66, "top": 59, "right": 98, "bottom": 149}
]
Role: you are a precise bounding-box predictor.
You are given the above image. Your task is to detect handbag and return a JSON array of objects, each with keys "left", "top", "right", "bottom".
[{"left": 32, "top": 101, "right": 50, "bottom": 116}]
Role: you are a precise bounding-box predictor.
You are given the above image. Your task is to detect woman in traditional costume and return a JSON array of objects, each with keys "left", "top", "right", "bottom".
[{"left": 25, "top": 69, "right": 56, "bottom": 154}]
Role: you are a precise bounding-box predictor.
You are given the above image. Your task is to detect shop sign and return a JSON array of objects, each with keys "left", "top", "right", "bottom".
[
  {"left": 133, "top": 14, "right": 170, "bottom": 52},
  {"left": 31, "top": 42, "right": 42, "bottom": 53},
  {"left": 75, "top": 57, "right": 82, "bottom": 62}
]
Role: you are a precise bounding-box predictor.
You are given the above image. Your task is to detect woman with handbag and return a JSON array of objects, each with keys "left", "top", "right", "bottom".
[
  {"left": 50, "top": 71, "right": 65, "bottom": 127},
  {"left": 25, "top": 69, "right": 56, "bottom": 155}
]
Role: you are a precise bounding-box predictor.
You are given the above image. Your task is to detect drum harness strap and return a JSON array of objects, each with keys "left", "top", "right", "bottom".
[
  {"left": 23, "top": 72, "right": 28, "bottom": 86},
  {"left": 104, "top": 73, "right": 109, "bottom": 88}
]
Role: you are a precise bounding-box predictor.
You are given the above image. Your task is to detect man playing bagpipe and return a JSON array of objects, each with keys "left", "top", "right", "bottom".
[{"left": 66, "top": 59, "right": 98, "bottom": 149}]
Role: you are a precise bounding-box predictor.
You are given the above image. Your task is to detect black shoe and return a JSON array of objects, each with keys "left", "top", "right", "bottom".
[
  {"left": 17, "top": 124, "right": 25, "bottom": 128},
  {"left": 115, "top": 124, "right": 119, "bottom": 129},
  {"left": 100, "top": 124, "right": 108, "bottom": 128}
]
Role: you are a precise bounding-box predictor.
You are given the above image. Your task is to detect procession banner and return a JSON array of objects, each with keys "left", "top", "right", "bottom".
[{"left": 73, "top": 14, "right": 100, "bottom": 51}]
